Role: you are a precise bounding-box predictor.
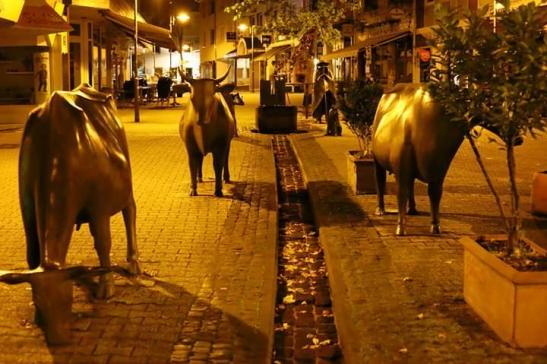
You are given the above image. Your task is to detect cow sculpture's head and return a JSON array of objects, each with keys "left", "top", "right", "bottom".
[
  {"left": 180, "top": 67, "right": 235, "bottom": 125},
  {"left": 0, "top": 266, "right": 112, "bottom": 345}
]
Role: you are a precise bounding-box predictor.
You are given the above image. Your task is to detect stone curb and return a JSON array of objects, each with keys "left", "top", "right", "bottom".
[{"left": 261, "top": 134, "right": 279, "bottom": 364}]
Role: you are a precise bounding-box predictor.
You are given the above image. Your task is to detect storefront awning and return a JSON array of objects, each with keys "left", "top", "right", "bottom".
[
  {"left": 11, "top": 2, "right": 72, "bottom": 34},
  {"left": 321, "top": 30, "right": 410, "bottom": 61},
  {"left": 222, "top": 49, "right": 237, "bottom": 59},
  {"left": 253, "top": 44, "right": 291, "bottom": 62},
  {"left": 101, "top": 10, "right": 175, "bottom": 49},
  {"left": 0, "top": 0, "right": 24, "bottom": 27}
]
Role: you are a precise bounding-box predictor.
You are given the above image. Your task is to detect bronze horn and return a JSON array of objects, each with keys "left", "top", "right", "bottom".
[{"left": 215, "top": 65, "right": 232, "bottom": 84}]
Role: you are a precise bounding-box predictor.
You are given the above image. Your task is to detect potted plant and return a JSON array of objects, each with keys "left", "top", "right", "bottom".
[
  {"left": 531, "top": 171, "right": 547, "bottom": 216},
  {"left": 338, "top": 79, "right": 383, "bottom": 194},
  {"left": 430, "top": 2, "right": 547, "bottom": 347}
]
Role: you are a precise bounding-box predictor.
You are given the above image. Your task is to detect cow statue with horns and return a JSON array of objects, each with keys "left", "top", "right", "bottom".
[{"left": 179, "top": 67, "right": 237, "bottom": 197}]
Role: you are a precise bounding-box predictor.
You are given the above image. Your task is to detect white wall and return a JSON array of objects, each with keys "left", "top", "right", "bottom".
[{"left": 142, "top": 48, "right": 200, "bottom": 79}]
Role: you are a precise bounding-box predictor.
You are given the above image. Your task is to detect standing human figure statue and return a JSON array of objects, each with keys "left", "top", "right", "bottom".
[
  {"left": 312, "top": 62, "right": 336, "bottom": 123},
  {"left": 36, "top": 64, "right": 48, "bottom": 92}
]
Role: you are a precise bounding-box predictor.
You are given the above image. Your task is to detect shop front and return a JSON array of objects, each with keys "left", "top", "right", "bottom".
[{"left": 0, "top": 0, "right": 71, "bottom": 104}]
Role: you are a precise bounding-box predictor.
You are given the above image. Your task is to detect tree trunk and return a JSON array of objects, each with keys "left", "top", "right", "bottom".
[
  {"left": 465, "top": 133, "right": 509, "bottom": 232},
  {"left": 506, "top": 143, "right": 520, "bottom": 255}
]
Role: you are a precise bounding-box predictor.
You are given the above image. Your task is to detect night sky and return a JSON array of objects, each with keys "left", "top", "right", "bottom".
[{"left": 140, "top": 0, "right": 199, "bottom": 27}]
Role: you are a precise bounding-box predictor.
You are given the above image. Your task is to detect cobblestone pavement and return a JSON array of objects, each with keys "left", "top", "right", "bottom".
[
  {"left": 0, "top": 95, "right": 277, "bottom": 363},
  {"left": 289, "top": 119, "right": 547, "bottom": 364}
]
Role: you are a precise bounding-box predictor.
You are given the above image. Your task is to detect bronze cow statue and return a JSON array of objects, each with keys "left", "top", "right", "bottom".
[
  {"left": 372, "top": 83, "right": 467, "bottom": 235},
  {"left": 0, "top": 84, "right": 141, "bottom": 344},
  {"left": 179, "top": 68, "right": 236, "bottom": 197}
]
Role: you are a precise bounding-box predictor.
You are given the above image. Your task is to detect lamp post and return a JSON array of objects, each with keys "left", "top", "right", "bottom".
[
  {"left": 176, "top": 12, "right": 190, "bottom": 75},
  {"left": 133, "top": 0, "right": 139, "bottom": 123},
  {"left": 493, "top": 1, "right": 505, "bottom": 33}
]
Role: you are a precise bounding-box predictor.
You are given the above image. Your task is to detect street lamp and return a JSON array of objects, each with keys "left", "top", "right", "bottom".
[
  {"left": 238, "top": 23, "right": 255, "bottom": 92},
  {"left": 134, "top": 0, "right": 139, "bottom": 123}
]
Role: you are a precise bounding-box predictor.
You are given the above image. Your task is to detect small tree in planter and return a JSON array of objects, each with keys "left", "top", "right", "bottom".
[
  {"left": 429, "top": 2, "right": 547, "bottom": 347},
  {"left": 338, "top": 79, "right": 384, "bottom": 158},
  {"left": 338, "top": 79, "right": 383, "bottom": 194}
]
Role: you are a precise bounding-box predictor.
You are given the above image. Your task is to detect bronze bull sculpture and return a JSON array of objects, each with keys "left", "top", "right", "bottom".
[
  {"left": 179, "top": 68, "right": 236, "bottom": 197},
  {"left": 372, "top": 83, "right": 466, "bottom": 235},
  {"left": 0, "top": 84, "right": 141, "bottom": 344}
]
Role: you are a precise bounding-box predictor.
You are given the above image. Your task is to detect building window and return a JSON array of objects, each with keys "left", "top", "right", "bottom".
[
  {"left": 210, "top": 0, "right": 215, "bottom": 15},
  {"left": 70, "top": 23, "right": 80, "bottom": 36},
  {"left": 363, "top": 0, "right": 378, "bottom": 10},
  {"left": 210, "top": 29, "right": 216, "bottom": 45},
  {"left": 257, "top": 14, "right": 263, "bottom": 26},
  {"left": 343, "top": 36, "right": 352, "bottom": 48}
]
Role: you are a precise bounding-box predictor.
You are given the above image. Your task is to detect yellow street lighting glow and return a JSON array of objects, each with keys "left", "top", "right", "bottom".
[
  {"left": 238, "top": 23, "right": 249, "bottom": 32},
  {"left": 177, "top": 12, "right": 190, "bottom": 23}
]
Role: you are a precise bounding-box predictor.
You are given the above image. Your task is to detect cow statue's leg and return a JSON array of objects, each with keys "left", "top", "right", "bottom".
[
  {"left": 122, "top": 197, "right": 141, "bottom": 275},
  {"left": 197, "top": 154, "right": 204, "bottom": 183},
  {"left": 223, "top": 142, "right": 231, "bottom": 184},
  {"left": 188, "top": 152, "right": 201, "bottom": 196},
  {"left": 212, "top": 147, "right": 225, "bottom": 197},
  {"left": 89, "top": 217, "right": 114, "bottom": 299},
  {"left": 21, "top": 195, "right": 40, "bottom": 269},
  {"left": 395, "top": 148, "right": 416, "bottom": 235},
  {"left": 395, "top": 176, "right": 411, "bottom": 236},
  {"left": 34, "top": 212, "right": 75, "bottom": 327},
  {"left": 428, "top": 181, "right": 443, "bottom": 234},
  {"left": 374, "top": 161, "right": 387, "bottom": 216},
  {"left": 408, "top": 178, "right": 418, "bottom": 215}
]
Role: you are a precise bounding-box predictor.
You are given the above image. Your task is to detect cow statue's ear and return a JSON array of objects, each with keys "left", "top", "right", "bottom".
[{"left": 217, "top": 82, "right": 236, "bottom": 94}]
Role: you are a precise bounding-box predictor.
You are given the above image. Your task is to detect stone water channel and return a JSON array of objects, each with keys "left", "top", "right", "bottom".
[{"left": 272, "top": 135, "right": 342, "bottom": 364}]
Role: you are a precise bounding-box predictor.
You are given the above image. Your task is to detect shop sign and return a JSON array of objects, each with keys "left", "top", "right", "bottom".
[
  {"left": 418, "top": 48, "right": 431, "bottom": 63},
  {"left": 261, "top": 34, "right": 272, "bottom": 46},
  {"left": 226, "top": 31, "right": 237, "bottom": 42},
  {"left": 18, "top": 4, "right": 71, "bottom": 32},
  {"left": 389, "top": 8, "right": 405, "bottom": 20}
]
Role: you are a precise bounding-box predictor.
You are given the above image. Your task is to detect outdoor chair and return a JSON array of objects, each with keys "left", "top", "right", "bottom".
[{"left": 157, "top": 77, "right": 173, "bottom": 106}]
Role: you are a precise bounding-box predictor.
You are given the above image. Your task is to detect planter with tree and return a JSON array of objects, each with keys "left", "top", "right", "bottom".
[
  {"left": 430, "top": 2, "right": 547, "bottom": 348},
  {"left": 531, "top": 171, "right": 547, "bottom": 215},
  {"left": 338, "top": 79, "right": 383, "bottom": 194}
]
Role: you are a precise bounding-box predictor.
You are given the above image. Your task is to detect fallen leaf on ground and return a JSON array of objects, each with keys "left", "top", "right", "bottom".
[
  {"left": 312, "top": 338, "right": 320, "bottom": 345},
  {"left": 399, "top": 347, "right": 408, "bottom": 354},
  {"left": 283, "top": 294, "right": 296, "bottom": 304},
  {"left": 417, "top": 313, "right": 424, "bottom": 320}
]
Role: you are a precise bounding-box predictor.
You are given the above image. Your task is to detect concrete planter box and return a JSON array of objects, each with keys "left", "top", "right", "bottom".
[
  {"left": 461, "top": 236, "right": 547, "bottom": 348},
  {"left": 256, "top": 105, "right": 297, "bottom": 133},
  {"left": 346, "top": 150, "right": 376, "bottom": 194},
  {"left": 531, "top": 171, "right": 547, "bottom": 215}
]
